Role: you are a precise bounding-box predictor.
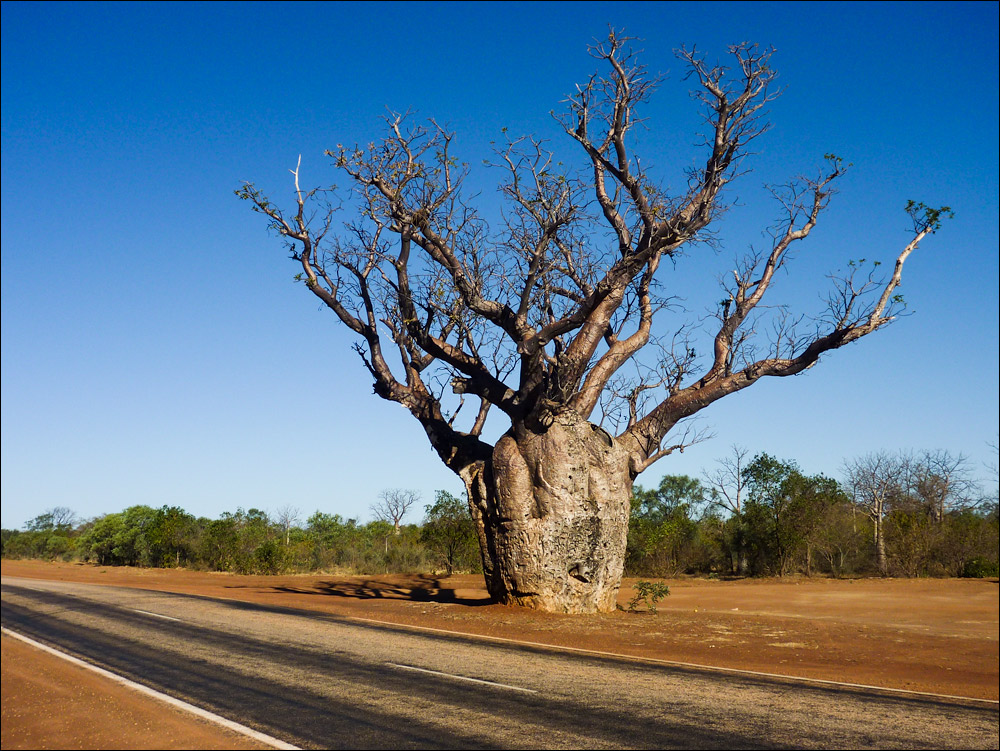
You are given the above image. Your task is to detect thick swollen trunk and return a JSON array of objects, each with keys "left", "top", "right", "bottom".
[{"left": 462, "top": 411, "right": 633, "bottom": 614}]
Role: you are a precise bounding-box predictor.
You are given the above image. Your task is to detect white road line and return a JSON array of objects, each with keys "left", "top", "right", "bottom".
[
  {"left": 387, "top": 662, "right": 538, "bottom": 694},
  {"left": 131, "top": 609, "right": 182, "bottom": 622},
  {"left": 1, "top": 627, "right": 300, "bottom": 750}
]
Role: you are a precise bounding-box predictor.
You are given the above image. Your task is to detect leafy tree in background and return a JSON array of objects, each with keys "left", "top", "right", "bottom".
[
  {"left": 305, "top": 511, "right": 354, "bottom": 570},
  {"left": 633, "top": 475, "right": 706, "bottom": 524},
  {"left": 742, "top": 454, "right": 852, "bottom": 576},
  {"left": 143, "top": 506, "right": 199, "bottom": 567},
  {"left": 237, "top": 508, "right": 283, "bottom": 574},
  {"left": 79, "top": 506, "right": 157, "bottom": 566},
  {"left": 422, "top": 490, "right": 481, "bottom": 575},
  {"left": 200, "top": 512, "right": 240, "bottom": 571},
  {"left": 0, "top": 529, "right": 15, "bottom": 557},
  {"left": 239, "top": 30, "right": 948, "bottom": 612},
  {"left": 781, "top": 472, "right": 850, "bottom": 576},
  {"left": 939, "top": 509, "right": 999, "bottom": 577},
  {"left": 629, "top": 476, "right": 704, "bottom": 576},
  {"left": 197, "top": 508, "right": 283, "bottom": 574},
  {"left": 3, "top": 507, "right": 81, "bottom": 560},
  {"left": 25, "top": 507, "right": 78, "bottom": 532},
  {"left": 742, "top": 454, "right": 795, "bottom": 575}
]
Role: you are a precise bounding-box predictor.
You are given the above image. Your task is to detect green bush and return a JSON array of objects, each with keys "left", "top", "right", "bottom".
[
  {"left": 961, "top": 556, "right": 999, "bottom": 578},
  {"left": 627, "top": 580, "right": 671, "bottom": 614}
]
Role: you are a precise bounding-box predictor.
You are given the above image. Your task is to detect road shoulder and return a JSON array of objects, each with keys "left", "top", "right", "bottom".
[{"left": 1, "top": 633, "right": 271, "bottom": 750}]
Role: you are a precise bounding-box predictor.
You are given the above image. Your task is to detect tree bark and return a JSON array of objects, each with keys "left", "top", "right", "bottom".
[
  {"left": 874, "top": 515, "right": 888, "bottom": 576},
  {"left": 462, "top": 410, "right": 633, "bottom": 613},
  {"left": 737, "top": 548, "right": 749, "bottom": 577}
]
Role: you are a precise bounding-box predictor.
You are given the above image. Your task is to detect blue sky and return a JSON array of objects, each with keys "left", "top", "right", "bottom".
[{"left": 2, "top": 1, "right": 997, "bottom": 530}]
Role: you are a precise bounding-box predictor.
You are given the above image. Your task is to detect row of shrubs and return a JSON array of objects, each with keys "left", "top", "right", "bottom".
[
  {"left": 1, "top": 492, "right": 484, "bottom": 576},
  {"left": 4, "top": 468, "right": 998, "bottom": 580},
  {"left": 627, "top": 458, "right": 999, "bottom": 579}
]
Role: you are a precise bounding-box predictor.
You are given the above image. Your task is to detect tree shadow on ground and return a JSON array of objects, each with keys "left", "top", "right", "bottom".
[{"left": 250, "top": 574, "right": 494, "bottom": 606}]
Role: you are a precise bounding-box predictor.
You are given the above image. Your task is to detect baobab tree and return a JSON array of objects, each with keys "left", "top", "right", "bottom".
[
  {"left": 273, "top": 504, "right": 301, "bottom": 546},
  {"left": 704, "top": 445, "right": 752, "bottom": 576},
  {"left": 913, "top": 450, "right": 977, "bottom": 524},
  {"left": 843, "top": 451, "right": 913, "bottom": 576},
  {"left": 371, "top": 488, "right": 420, "bottom": 535},
  {"left": 238, "top": 32, "right": 948, "bottom": 612}
]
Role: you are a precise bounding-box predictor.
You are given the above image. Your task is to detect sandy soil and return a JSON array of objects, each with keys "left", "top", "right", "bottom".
[{"left": 2, "top": 560, "right": 997, "bottom": 748}]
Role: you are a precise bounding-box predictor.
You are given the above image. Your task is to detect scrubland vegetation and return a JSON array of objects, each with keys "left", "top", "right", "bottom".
[{"left": 4, "top": 449, "right": 996, "bottom": 580}]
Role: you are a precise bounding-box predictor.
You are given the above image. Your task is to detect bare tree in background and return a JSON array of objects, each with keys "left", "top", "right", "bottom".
[
  {"left": 987, "top": 437, "right": 999, "bottom": 513},
  {"left": 843, "top": 451, "right": 913, "bottom": 576},
  {"left": 704, "top": 445, "right": 751, "bottom": 575},
  {"left": 913, "top": 450, "right": 977, "bottom": 523},
  {"left": 240, "top": 31, "right": 949, "bottom": 612},
  {"left": 371, "top": 489, "right": 420, "bottom": 535},
  {"left": 25, "top": 506, "right": 78, "bottom": 532},
  {"left": 274, "top": 504, "right": 301, "bottom": 546}
]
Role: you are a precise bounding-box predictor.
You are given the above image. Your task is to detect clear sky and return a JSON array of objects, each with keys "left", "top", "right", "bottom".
[{"left": 2, "top": 1, "right": 998, "bottom": 530}]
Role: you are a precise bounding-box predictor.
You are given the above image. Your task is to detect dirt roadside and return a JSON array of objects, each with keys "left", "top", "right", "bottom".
[
  {"left": 2, "top": 560, "right": 997, "bottom": 748},
  {"left": 1, "top": 633, "right": 270, "bottom": 750}
]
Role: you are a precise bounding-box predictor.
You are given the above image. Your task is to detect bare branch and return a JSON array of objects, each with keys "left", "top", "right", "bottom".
[
  {"left": 240, "top": 31, "right": 945, "bottom": 493},
  {"left": 371, "top": 488, "right": 420, "bottom": 534}
]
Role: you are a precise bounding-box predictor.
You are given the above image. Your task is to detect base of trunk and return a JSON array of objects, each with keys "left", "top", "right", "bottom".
[{"left": 465, "top": 411, "right": 633, "bottom": 614}]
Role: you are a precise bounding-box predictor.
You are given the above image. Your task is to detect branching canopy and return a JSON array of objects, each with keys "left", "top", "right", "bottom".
[{"left": 238, "top": 32, "right": 948, "bottom": 480}]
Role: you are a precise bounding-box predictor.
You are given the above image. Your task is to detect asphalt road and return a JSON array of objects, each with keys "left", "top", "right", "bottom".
[{"left": 2, "top": 576, "right": 997, "bottom": 750}]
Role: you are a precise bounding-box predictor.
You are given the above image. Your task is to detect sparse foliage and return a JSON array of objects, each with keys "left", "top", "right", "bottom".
[
  {"left": 371, "top": 489, "right": 420, "bottom": 535},
  {"left": 274, "top": 504, "right": 302, "bottom": 546},
  {"left": 842, "top": 451, "right": 911, "bottom": 576},
  {"left": 913, "top": 450, "right": 977, "bottom": 523},
  {"left": 627, "top": 580, "right": 671, "bottom": 614},
  {"left": 704, "top": 446, "right": 752, "bottom": 575},
  {"left": 25, "top": 507, "right": 78, "bottom": 532}
]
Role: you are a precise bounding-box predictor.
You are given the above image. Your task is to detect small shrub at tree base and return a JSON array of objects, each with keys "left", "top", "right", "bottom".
[{"left": 627, "top": 580, "right": 671, "bottom": 614}]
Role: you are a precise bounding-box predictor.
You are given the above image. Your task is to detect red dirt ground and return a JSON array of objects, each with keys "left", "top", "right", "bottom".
[
  {"left": 1, "top": 633, "right": 270, "bottom": 750},
  {"left": 2, "top": 560, "right": 997, "bottom": 748}
]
